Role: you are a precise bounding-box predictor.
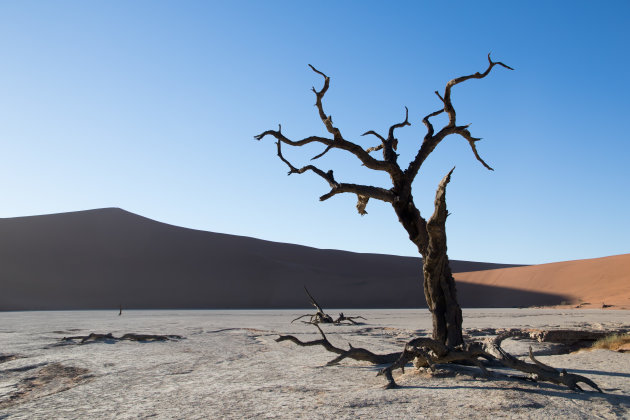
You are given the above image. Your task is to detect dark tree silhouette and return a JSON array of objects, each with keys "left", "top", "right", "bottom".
[{"left": 255, "top": 54, "right": 512, "bottom": 346}]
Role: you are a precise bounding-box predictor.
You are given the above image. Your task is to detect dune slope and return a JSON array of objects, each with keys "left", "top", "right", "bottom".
[
  {"left": 455, "top": 254, "right": 630, "bottom": 309},
  {"left": 0, "top": 208, "right": 525, "bottom": 310}
]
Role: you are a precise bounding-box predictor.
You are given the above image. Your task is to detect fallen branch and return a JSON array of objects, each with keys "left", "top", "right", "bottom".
[
  {"left": 334, "top": 313, "right": 366, "bottom": 325},
  {"left": 291, "top": 287, "right": 366, "bottom": 325},
  {"left": 276, "top": 325, "right": 399, "bottom": 365}
]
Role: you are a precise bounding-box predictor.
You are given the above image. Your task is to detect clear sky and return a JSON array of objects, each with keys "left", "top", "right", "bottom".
[{"left": 0, "top": 1, "right": 628, "bottom": 264}]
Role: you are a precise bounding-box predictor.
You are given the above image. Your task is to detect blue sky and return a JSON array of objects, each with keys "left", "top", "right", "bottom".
[{"left": 0, "top": 1, "right": 628, "bottom": 264}]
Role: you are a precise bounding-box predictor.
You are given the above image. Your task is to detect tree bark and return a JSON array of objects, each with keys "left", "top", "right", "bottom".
[
  {"left": 422, "top": 168, "right": 463, "bottom": 346},
  {"left": 423, "top": 256, "right": 463, "bottom": 346}
]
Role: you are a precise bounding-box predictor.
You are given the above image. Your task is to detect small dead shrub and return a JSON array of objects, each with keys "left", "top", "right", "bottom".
[{"left": 592, "top": 334, "right": 630, "bottom": 351}]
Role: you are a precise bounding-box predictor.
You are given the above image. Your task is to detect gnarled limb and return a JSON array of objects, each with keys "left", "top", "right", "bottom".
[
  {"left": 442, "top": 54, "right": 513, "bottom": 128},
  {"left": 274, "top": 138, "right": 395, "bottom": 213},
  {"left": 362, "top": 130, "right": 386, "bottom": 154},
  {"left": 276, "top": 138, "right": 338, "bottom": 189},
  {"left": 276, "top": 324, "right": 343, "bottom": 355},
  {"left": 451, "top": 125, "right": 494, "bottom": 171},
  {"left": 406, "top": 54, "right": 512, "bottom": 182},
  {"left": 260, "top": 65, "right": 396, "bottom": 173},
  {"left": 277, "top": 325, "right": 602, "bottom": 393},
  {"left": 487, "top": 331, "right": 603, "bottom": 393},
  {"left": 388, "top": 106, "right": 410, "bottom": 144},
  {"left": 276, "top": 324, "right": 399, "bottom": 365},
  {"left": 276, "top": 141, "right": 395, "bottom": 215}
]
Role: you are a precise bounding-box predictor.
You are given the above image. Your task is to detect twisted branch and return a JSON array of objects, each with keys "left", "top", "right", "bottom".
[
  {"left": 278, "top": 326, "right": 602, "bottom": 393},
  {"left": 388, "top": 106, "right": 410, "bottom": 142},
  {"left": 442, "top": 54, "right": 513, "bottom": 127},
  {"left": 276, "top": 325, "right": 399, "bottom": 365},
  {"left": 274, "top": 138, "right": 394, "bottom": 211},
  {"left": 406, "top": 53, "right": 512, "bottom": 182},
  {"left": 362, "top": 130, "right": 386, "bottom": 154}
]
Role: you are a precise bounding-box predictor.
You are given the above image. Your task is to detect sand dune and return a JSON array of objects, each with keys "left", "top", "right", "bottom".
[
  {"left": 1, "top": 208, "right": 626, "bottom": 310},
  {"left": 455, "top": 254, "right": 630, "bottom": 309},
  {"left": 0, "top": 208, "right": 520, "bottom": 311}
]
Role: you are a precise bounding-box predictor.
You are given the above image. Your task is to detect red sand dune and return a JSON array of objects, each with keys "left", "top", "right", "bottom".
[
  {"left": 0, "top": 208, "right": 521, "bottom": 310},
  {"left": 455, "top": 254, "right": 630, "bottom": 309},
  {"left": 1, "top": 208, "right": 627, "bottom": 310}
]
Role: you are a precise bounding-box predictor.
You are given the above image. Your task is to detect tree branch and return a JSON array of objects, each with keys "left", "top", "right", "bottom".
[
  {"left": 319, "top": 183, "right": 394, "bottom": 207},
  {"left": 442, "top": 53, "right": 514, "bottom": 128},
  {"left": 276, "top": 325, "right": 399, "bottom": 366},
  {"left": 405, "top": 54, "right": 510, "bottom": 182},
  {"left": 362, "top": 130, "right": 386, "bottom": 154},
  {"left": 255, "top": 126, "right": 333, "bottom": 148},
  {"left": 302, "top": 65, "right": 397, "bottom": 172},
  {"left": 273, "top": 136, "right": 395, "bottom": 214},
  {"left": 451, "top": 126, "right": 494, "bottom": 171},
  {"left": 422, "top": 109, "right": 445, "bottom": 140},
  {"left": 387, "top": 106, "right": 410, "bottom": 143},
  {"left": 275, "top": 140, "right": 338, "bottom": 189}
]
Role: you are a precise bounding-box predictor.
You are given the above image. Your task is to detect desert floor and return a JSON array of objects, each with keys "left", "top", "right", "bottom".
[{"left": 1, "top": 309, "right": 629, "bottom": 419}]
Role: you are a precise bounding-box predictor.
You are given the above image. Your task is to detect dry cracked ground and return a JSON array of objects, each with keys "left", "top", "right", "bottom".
[{"left": 1, "top": 309, "right": 629, "bottom": 419}]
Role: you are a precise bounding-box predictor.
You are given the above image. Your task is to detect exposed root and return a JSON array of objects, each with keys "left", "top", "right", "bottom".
[
  {"left": 486, "top": 331, "right": 602, "bottom": 393},
  {"left": 277, "top": 326, "right": 602, "bottom": 393}
]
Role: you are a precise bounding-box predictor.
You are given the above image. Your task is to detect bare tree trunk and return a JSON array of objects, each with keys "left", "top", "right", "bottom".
[
  {"left": 422, "top": 168, "right": 463, "bottom": 346},
  {"left": 423, "top": 256, "right": 463, "bottom": 346},
  {"left": 394, "top": 170, "right": 463, "bottom": 346}
]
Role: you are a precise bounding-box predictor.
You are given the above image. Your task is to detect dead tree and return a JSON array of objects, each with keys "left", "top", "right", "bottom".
[
  {"left": 292, "top": 287, "right": 366, "bottom": 325},
  {"left": 256, "top": 54, "right": 513, "bottom": 346}
]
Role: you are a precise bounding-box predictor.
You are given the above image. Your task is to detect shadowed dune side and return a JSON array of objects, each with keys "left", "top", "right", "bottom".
[
  {"left": 456, "top": 283, "right": 570, "bottom": 308},
  {"left": 455, "top": 254, "right": 630, "bottom": 309},
  {"left": 0, "top": 208, "right": 527, "bottom": 310}
]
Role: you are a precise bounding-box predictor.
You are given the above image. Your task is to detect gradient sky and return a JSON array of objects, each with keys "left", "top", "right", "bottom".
[{"left": 1, "top": 1, "right": 628, "bottom": 264}]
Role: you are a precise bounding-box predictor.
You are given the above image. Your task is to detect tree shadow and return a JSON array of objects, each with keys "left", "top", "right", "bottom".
[
  {"left": 399, "top": 382, "right": 630, "bottom": 405},
  {"left": 339, "top": 361, "right": 629, "bottom": 404},
  {"left": 561, "top": 368, "right": 630, "bottom": 379}
]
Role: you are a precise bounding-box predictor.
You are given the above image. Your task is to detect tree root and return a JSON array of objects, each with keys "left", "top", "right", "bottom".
[
  {"left": 485, "top": 331, "right": 602, "bottom": 393},
  {"left": 61, "top": 333, "right": 183, "bottom": 344},
  {"left": 277, "top": 327, "right": 602, "bottom": 393}
]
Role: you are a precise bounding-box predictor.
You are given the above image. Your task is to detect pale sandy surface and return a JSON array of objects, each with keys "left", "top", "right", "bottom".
[
  {"left": 456, "top": 253, "right": 630, "bottom": 309},
  {"left": 1, "top": 309, "right": 629, "bottom": 419}
]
